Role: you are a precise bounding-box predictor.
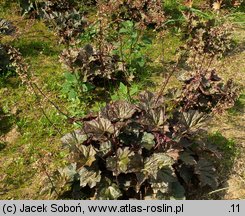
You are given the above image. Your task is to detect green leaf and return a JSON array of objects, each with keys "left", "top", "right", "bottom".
[
  {"left": 141, "top": 132, "right": 155, "bottom": 150},
  {"left": 137, "top": 57, "right": 145, "bottom": 67},
  {"left": 119, "top": 82, "right": 128, "bottom": 95},
  {"left": 68, "top": 89, "right": 78, "bottom": 100},
  {"left": 82, "top": 82, "right": 94, "bottom": 92},
  {"left": 119, "top": 28, "right": 128, "bottom": 34},
  {"left": 195, "top": 159, "right": 218, "bottom": 189},
  {"left": 130, "top": 84, "right": 139, "bottom": 96},
  {"left": 64, "top": 72, "right": 77, "bottom": 83},
  {"left": 142, "top": 35, "right": 152, "bottom": 45},
  {"left": 78, "top": 166, "right": 101, "bottom": 188}
]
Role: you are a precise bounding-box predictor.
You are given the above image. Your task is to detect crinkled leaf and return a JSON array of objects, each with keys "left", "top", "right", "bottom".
[
  {"left": 151, "top": 182, "right": 169, "bottom": 194},
  {"left": 179, "top": 151, "right": 197, "bottom": 165},
  {"left": 59, "top": 163, "right": 77, "bottom": 182},
  {"left": 96, "top": 178, "right": 122, "bottom": 200},
  {"left": 179, "top": 110, "right": 208, "bottom": 132},
  {"left": 127, "top": 153, "right": 144, "bottom": 173},
  {"left": 141, "top": 107, "right": 167, "bottom": 128},
  {"left": 170, "top": 182, "right": 186, "bottom": 200},
  {"left": 138, "top": 91, "right": 164, "bottom": 111},
  {"left": 78, "top": 166, "right": 101, "bottom": 188},
  {"left": 136, "top": 172, "right": 147, "bottom": 192},
  {"left": 150, "top": 107, "right": 166, "bottom": 127},
  {"left": 98, "top": 141, "right": 112, "bottom": 157},
  {"left": 195, "top": 159, "right": 218, "bottom": 189},
  {"left": 156, "top": 166, "right": 176, "bottom": 182},
  {"left": 179, "top": 165, "right": 193, "bottom": 184},
  {"left": 150, "top": 167, "right": 176, "bottom": 194},
  {"left": 119, "top": 122, "right": 142, "bottom": 145},
  {"left": 98, "top": 185, "right": 122, "bottom": 200},
  {"left": 0, "top": 18, "right": 16, "bottom": 35},
  {"left": 141, "top": 132, "right": 155, "bottom": 150},
  {"left": 61, "top": 131, "right": 95, "bottom": 165},
  {"left": 84, "top": 117, "right": 115, "bottom": 139},
  {"left": 61, "top": 130, "right": 88, "bottom": 146},
  {"left": 77, "top": 145, "right": 96, "bottom": 167},
  {"left": 144, "top": 153, "right": 174, "bottom": 179},
  {"left": 107, "top": 148, "right": 143, "bottom": 175},
  {"left": 101, "top": 100, "right": 137, "bottom": 122}
]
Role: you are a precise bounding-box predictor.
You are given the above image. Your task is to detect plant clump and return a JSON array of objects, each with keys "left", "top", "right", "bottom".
[
  {"left": 60, "top": 44, "right": 126, "bottom": 88},
  {"left": 99, "top": 0, "right": 165, "bottom": 29},
  {"left": 177, "top": 69, "right": 239, "bottom": 113},
  {"left": 42, "top": 71, "right": 238, "bottom": 199},
  {"left": 182, "top": 13, "right": 233, "bottom": 69}
]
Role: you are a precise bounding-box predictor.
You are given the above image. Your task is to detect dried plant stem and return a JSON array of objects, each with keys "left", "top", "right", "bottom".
[{"left": 155, "top": 51, "right": 186, "bottom": 105}]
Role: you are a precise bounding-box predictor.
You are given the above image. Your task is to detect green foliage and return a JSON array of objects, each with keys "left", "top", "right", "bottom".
[
  {"left": 228, "top": 93, "right": 245, "bottom": 115},
  {"left": 207, "top": 132, "right": 238, "bottom": 168},
  {"left": 114, "top": 20, "right": 152, "bottom": 78},
  {"left": 59, "top": 19, "right": 152, "bottom": 103},
  {"left": 111, "top": 82, "right": 139, "bottom": 102},
  {"left": 61, "top": 72, "right": 94, "bottom": 101}
]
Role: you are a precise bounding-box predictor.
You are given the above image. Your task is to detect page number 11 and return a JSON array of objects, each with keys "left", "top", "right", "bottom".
[{"left": 230, "top": 204, "right": 240, "bottom": 213}]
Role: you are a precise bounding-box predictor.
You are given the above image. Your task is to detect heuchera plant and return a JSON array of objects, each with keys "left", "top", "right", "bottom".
[
  {"left": 42, "top": 72, "right": 238, "bottom": 199},
  {"left": 59, "top": 44, "right": 126, "bottom": 88}
]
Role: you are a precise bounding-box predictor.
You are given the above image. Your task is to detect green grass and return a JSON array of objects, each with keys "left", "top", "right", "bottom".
[
  {"left": 0, "top": 10, "right": 75, "bottom": 199},
  {"left": 228, "top": 93, "right": 245, "bottom": 115}
]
